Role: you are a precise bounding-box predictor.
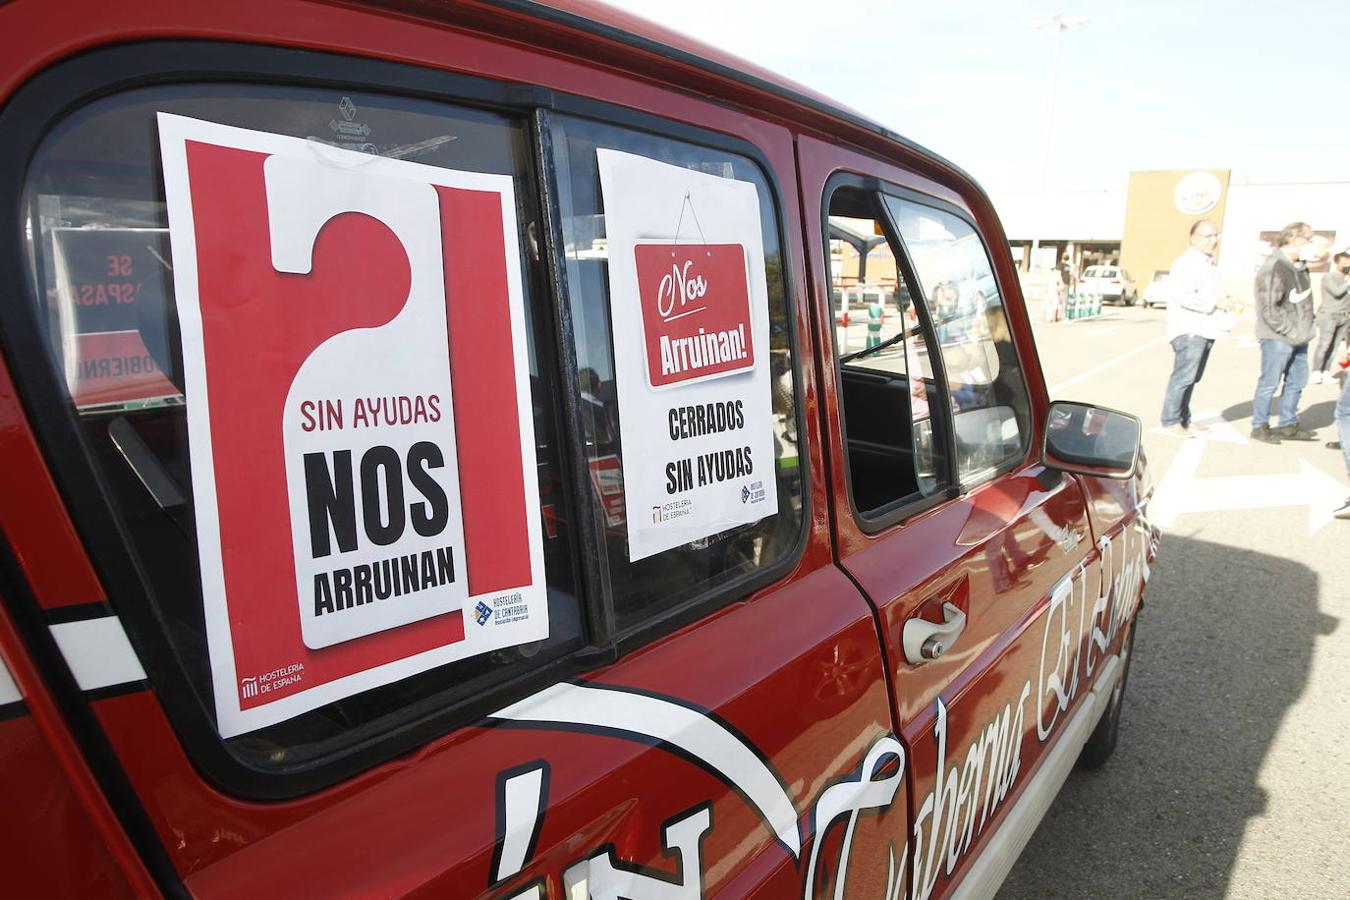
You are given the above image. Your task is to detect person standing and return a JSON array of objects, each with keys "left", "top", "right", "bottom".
[
  {"left": 1250, "top": 222, "right": 1318, "bottom": 443},
  {"left": 1160, "top": 220, "right": 1225, "bottom": 436},
  {"left": 1331, "top": 344, "right": 1350, "bottom": 518},
  {"left": 1311, "top": 251, "right": 1350, "bottom": 383},
  {"left": 1042, "top": 255, "right": 1070, "bottom": 324}
]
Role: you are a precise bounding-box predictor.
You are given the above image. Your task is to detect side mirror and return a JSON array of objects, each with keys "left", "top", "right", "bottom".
[{"left": 1042, "top": 400, "right": 1141, "bottom": 479}]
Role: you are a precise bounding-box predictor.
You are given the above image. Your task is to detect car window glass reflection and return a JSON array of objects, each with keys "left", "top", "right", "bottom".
[{"left": 882, "top": 196, "right": 1032, "bottom": 483}]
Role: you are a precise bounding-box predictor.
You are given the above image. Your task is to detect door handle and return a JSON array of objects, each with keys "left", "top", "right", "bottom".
[{"left": 903, "top": 602, "right": 967, "bottom": 664}]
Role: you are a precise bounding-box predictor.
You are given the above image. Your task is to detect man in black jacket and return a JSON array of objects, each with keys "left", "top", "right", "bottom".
[
  {"left": 1250, "top": 222, "right": 1318, "bottom": 443},
  {"left": 1311, "top": 251, "right": 1350, "bottom": 383}
]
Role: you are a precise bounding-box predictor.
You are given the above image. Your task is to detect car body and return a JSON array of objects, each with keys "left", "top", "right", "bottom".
[
  {"left": 1143, "top": 269, "right": 1171, "bottom": 308},
  {"left": 0, "top": 2, "right": 1158, "bottom": 898},
  {"left": 1082, "top": 265, "right": 1138, "bottom": 305}
]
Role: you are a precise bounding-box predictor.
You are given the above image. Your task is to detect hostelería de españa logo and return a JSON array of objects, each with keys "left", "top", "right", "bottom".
[{"left": 634, "top": 244, "right": 754, "bottom": 389}]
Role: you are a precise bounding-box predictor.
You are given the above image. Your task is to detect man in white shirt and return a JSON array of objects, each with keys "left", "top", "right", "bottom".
[{"left": 1160, "top": 220, "right": 1225, "bottom": 436}]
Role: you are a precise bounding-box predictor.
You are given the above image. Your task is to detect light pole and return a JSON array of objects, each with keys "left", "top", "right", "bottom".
[{"left": 1028, "top": 12, "right": 1088, "bottom": 274}]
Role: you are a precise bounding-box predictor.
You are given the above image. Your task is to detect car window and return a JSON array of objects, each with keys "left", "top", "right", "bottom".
[
  {"left": 881, "top": 194, "right": 1031, "bottom": 483},
  {"left": 18, "top": 83, "right": 586, "bottom": 775},
  {"left": 827, "top": 184, "right": 948, "bottom": 516},
  {"left": 550, "top": 115, "right": 804, "bottom": 634}
]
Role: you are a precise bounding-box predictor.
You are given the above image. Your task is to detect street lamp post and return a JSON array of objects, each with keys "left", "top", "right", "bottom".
[{"left": 1029, "top": 12, "right": 1088, "bottom": 275}]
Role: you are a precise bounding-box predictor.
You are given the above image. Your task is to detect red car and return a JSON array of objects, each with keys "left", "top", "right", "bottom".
[{"left": 0, "top": 2, "right": 1157, "bottom": 897}]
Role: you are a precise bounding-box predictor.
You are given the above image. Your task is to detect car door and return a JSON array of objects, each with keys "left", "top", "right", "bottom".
[
  {"left": 799, "top": 133, "right": 1125, "bottom": 898},
  {"left": 0, "top": 21, "right": 906, "bottom": 899}
]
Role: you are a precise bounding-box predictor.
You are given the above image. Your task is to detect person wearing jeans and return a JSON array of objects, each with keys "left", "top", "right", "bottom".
[
  {"left": 1160, "top": 221, "right": 1224, "bottom": 436},
  {"left": 1335, "top": 359, "right": 1350, "bottom": 519},
  {"left": 1251, "top": 222, "right": 1318, "bottom": 443},
  {"left": 1162, "top": 337, "right": 1215, "bottom": 432},
  {"left": 1311, "top": 252, "right": 1350, "bottom": 384},
  {"left": 1253, "top": 339, "right": 1310, "bottom": 435}
]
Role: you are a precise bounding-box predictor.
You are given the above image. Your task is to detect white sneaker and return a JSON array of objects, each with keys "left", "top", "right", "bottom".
[{"left": 1310, "top": 371, "right": 1325, "bottom": 385}]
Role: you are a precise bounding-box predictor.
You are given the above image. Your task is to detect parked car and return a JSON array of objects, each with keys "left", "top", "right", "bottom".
[
  {"left": 0, "top": 2, "right": 1157, "bottom": 898},
  {"left": 1082, "top": 264, "right": 1139, "bottom": 305},
  {"left": 1143, "top": 269, "right": 1172, "bottom": 308}
]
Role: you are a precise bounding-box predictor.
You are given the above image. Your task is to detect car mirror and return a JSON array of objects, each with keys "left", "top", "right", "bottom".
[{"left": 1042, "top": 400, "right": 1140, "bottom": 479}]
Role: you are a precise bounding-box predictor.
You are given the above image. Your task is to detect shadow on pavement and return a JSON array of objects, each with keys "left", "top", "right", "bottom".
[
  {"left": 998, "top": 534, "right": 1337, "bottom": 899},
  {"left": 1297, "top": 400, "right": 1338, "bottom": 430},
  {"left": 1220, "top": 398, "right": 1338, "bottom": 431}
]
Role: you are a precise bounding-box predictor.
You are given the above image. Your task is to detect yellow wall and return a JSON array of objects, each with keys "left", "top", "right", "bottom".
[
  {"left": 1120, "top": 169, "right": 1230, "bottom": 288},
  {"left": 830, "top": 241, "right": 898, "bottom": 287}
]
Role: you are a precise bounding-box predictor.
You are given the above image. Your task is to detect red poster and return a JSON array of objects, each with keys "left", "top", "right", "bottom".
[
  {"left": 69, "top": 331, "right": 179, "bottom": 407},
  {"left": 50, "top": 227, "right": 182, "bottom": 409},
  {"left": 159, "top": 113, "right": 546, "bottom": 737},
  {"left": 634, "top": 243, "right": 755, "bottom": 389},
  {"left": 587, "top": 455, "right": 627, "bottom": 528}
]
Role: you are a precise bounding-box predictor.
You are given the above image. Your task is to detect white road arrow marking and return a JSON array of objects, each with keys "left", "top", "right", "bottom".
[
  {"left": 1148, "top": 435, "right": 1205, "bottom": 527},
  {"left": 1148, "top": 409, "right": 1247, "bottom": 445},
  {"left": 1049, "top": 333, "right": 1168, "bottom": 395},
  {"left": 1151, "top": 438, "right": 1345, "bottom": 534},
  {"left": 1188, "top": 409, "right": 1249, "bottom": 444}
]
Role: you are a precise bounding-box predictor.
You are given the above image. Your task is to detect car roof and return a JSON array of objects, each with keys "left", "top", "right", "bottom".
[{"left": 466, "top": 1, "right": 979, "bottom": 187}]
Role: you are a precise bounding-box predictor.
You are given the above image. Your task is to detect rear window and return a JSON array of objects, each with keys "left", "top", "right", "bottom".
[
  {"left": 18, "top": 83, "right": 589, "bottom": 773},
  {"left": 8, "top": 68, "right": 805, "bottom": 790}
]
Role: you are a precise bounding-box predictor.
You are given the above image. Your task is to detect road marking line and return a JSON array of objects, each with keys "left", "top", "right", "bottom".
[
  {"left": 1048, "top": 334, "right": 1169, "bottom": 396},
  {"left": 1147, "top": 409, "right": 1248, "bottom": 445},
  {"left": 1148, "top": 433, "right": 1205, "bottom": 527},
  {"left": 1151, "top": 437, "right": 1344, "bottom": 534}
]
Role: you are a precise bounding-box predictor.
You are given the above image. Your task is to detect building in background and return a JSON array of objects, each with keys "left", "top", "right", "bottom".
[
  {"left": 1119, "top": 169, "right": 1230, "bottom": 298},
  {"left": 996, "top": 188, "right": 1125, "bottom": 275},
  {"left": 996, "top": 170, "right": 1350, "bottom": 305},
  {"left": 1215, "top": 181, "right": 1350, "bottom": 301}
]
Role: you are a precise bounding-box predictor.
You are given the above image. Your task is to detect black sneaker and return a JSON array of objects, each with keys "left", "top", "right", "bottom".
[
  {"left": 1273, "top": 424, "right": 1318, "bottom": 441},
  {"left": 1335, "top": 497, "right": 1350, "bottom": 520},
  {"left": 1327, "top": 441, "right": 1342, "bottom": 450},
  {"left": 1250, "top": 424, "right": 1281, "bottom": 444}
]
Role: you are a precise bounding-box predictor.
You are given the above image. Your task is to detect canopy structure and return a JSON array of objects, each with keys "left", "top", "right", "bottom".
[{"left": 828, "top": 217, "right": 888, "bottom": 283}]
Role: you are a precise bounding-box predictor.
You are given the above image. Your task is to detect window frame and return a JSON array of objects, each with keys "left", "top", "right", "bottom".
[
  {"left": 541, "top": 108, "right": 811, "bottom": 657},
  {"left": 0, "top": 41, "right": 809, "bottom": 800},
  {"left": 877, "top": 184, "right": 1035, "bottom": 489},
  {"left": 821, "top": 173, "right": 1035, "bottom": 534},
  {"left": 822, "top": 172, "right": 959, "bottom": 533}
]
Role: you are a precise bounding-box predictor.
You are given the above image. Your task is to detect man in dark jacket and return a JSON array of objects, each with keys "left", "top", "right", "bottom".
[
  {"left": 1250, "top": 222, "right": 1317, "bottom": 443},
  {"left": 1311, "top": 251, "right": 1350, "bottom": 383}
]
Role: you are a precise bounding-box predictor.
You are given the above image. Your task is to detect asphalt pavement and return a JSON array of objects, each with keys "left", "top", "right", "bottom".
[{"left": 997, "top": 305, "right": 1350, "bottom": 899}]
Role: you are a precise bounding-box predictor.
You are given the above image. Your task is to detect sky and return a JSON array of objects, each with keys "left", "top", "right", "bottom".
[{"left": 607, "top": 0, "right": 1350, "bottom": 194}]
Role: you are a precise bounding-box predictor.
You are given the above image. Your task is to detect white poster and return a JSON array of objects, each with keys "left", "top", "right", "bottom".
[
  {"left": 597, "top": 149, "right": 777, "bottom": 561},
  {"left": 158, "top": 113, "right": 547, "bottom": 736}
]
